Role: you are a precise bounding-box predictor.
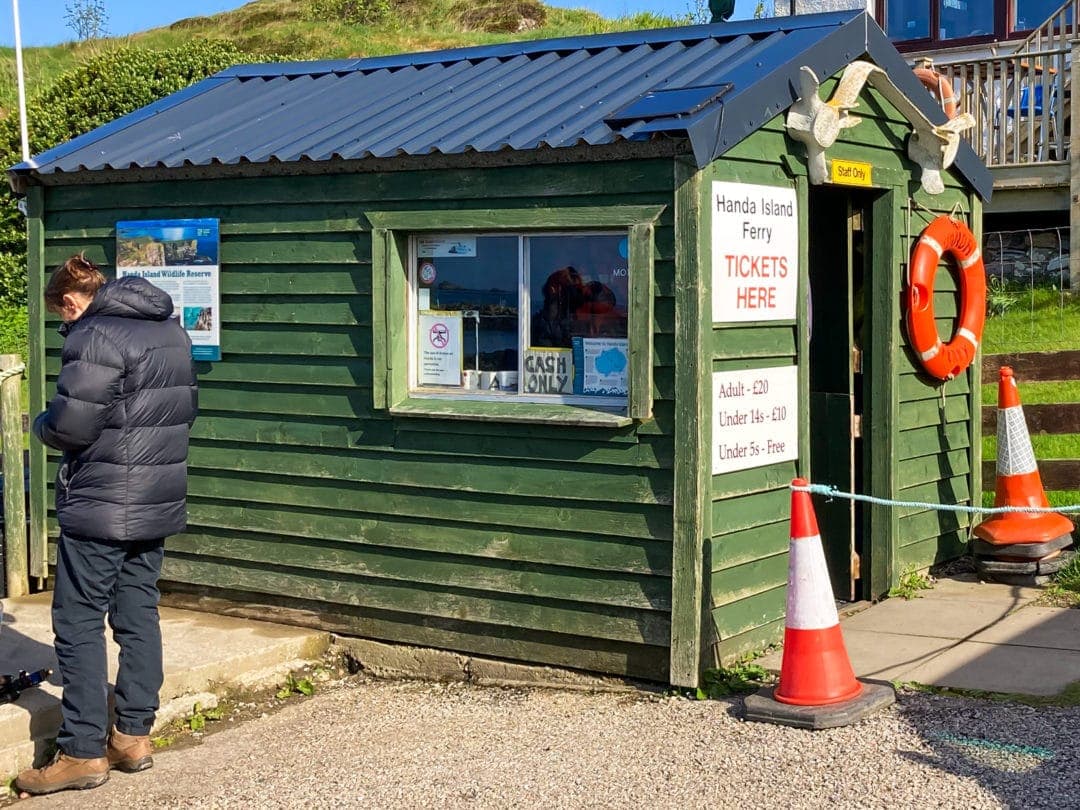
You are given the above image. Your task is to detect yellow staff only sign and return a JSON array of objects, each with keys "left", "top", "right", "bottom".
[{"left": 830, "top": 159, "right": 873, "bottom": 187}]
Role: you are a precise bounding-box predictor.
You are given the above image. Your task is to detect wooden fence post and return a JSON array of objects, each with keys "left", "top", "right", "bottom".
[
  {"left": 1069, "top": 39, "right": 1080, "bottom": 293},
  {"left": 1, "top": 353, "right": 27, "bottom": 597}
]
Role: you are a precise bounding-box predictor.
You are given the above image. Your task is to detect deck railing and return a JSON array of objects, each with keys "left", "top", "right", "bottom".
[{"left": 933, "top": 47, "right": 1069, "bottom": 167}]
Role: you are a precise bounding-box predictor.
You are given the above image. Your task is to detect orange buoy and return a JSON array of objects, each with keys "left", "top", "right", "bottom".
[
  {"left": 914, "top": 67, "right": 958, "bottom": 118},
  {"left": 905, "top": 216, "right": 986, "bottom": 381}
]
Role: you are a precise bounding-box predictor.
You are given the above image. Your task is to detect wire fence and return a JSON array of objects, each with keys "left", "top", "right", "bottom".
[{"left": 982, "top": 227, "right": 1080, "bottom": 353}]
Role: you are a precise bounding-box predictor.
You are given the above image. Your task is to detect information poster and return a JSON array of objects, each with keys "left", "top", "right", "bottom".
[
  {"left": 418, "top": 311, "right": 463, "bottom": 386},
  {"left": 711, "top": 181, "right": 798, "bottom": 323},
  {"left": 116, "top": 218, "right": 221, "bottom": 361},
  {"left": 573, "top": 337, "right": 629, "bottom": 397},
  {"left": 523, "top": 348, "right": 573, "bottom": 394},
  {"left": 712, "top": 365, "right": 799, "bottom": 475}
]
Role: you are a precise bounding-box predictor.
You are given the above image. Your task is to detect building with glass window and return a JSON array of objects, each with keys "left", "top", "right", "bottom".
[
  {"left": 778, "top": 1, "right": 1066, "bottom": 49},
  {"left": 10, "top": 11, "right": 993, "bottom": 687}
]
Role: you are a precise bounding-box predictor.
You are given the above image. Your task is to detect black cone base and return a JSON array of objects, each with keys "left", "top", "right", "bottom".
[
  {"left": 970, "top": 533, "right": 1072, "bottom": 560},
  {"left": 974, "top": 548, "right": 1075, "bottom": 586},
  {"left": 743, "top": 680, "right": 896, "bottom": 730}
]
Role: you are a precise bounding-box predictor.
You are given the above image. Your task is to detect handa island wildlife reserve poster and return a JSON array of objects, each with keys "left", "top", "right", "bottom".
[{"left": 116, "top": 219, "right": 222, "bottom": 361}]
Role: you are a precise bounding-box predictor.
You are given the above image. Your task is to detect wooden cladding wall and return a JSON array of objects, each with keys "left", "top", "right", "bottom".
[
  {"left": 706, "top": 85, "right": 981, "bottom": 661},
  {"left": 981, "top": 351, "right": 1080, "bottom": 491},
  {"left": 707, "top": 148, "right": 801, "bottom": 664},
  {"left": 37, "top": 160, "right": 679, "bottom": 681}
]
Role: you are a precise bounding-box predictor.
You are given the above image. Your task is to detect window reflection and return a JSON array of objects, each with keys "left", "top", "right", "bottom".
[
  {"left": 416, "top": 235, "right": 519, "bottom": 375},
  {"left": 411, "top": 232, "right": 631, "bottom": 403},
  {"left": 887, "top": 0, "right": 930, "bottom": 40},
  {"left": 1014, "top": 0, "right": 1070, "bottom": 30},
  {"left": 528, "top": 235, "right": 628, "bottom": 348},
  {"left": 938, "top": 0, "right": 994, "bottom": 39}
]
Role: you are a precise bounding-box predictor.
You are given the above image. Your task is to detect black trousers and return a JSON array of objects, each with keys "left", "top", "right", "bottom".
[{"left": 52, "top": 532, "right": 165, "bottom": 759}]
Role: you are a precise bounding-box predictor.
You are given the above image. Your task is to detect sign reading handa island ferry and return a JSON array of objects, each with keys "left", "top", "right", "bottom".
[
  {"left": 712, "top": 365, "right": 799, "bottom": 474},
  {"left": 711, "top": 182, "right": 798, "bottom": 323}
]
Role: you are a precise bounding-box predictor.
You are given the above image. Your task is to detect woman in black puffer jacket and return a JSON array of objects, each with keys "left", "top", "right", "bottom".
[{"left": 17, "top": 255, "right": 197, "bottom": 797}]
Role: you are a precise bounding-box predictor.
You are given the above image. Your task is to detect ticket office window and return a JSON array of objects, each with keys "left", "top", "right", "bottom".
[{"left": 407, "top": 232, "right": 631, "bottom": 410}]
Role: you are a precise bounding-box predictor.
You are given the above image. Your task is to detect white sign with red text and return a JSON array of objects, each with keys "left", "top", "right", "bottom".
[
  {"left": 711, "top": 181, "right": 798, "bottom": 323},
  {"left": 712, "top": 365, "right": 799, "bottom": 475}
]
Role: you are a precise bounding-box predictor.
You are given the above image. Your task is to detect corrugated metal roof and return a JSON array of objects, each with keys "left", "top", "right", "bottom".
[{"left": 9, "top": 10, "right": 991, "bottom": 198}]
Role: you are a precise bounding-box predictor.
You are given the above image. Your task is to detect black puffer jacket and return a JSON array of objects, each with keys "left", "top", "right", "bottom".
[{"left": 33, "top": 277, "right": 198, "bottom": 541}]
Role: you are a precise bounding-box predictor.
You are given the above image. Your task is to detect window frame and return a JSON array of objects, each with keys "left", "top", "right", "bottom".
[
  {"left": 367, "top": 205, "right": 663, "bottom": 426},
  {"left": 406, "top": 230, "right": 631, "bottom": 409},
  {"left": 878, "top": 0, "right": 1052, "bottom": 49}
]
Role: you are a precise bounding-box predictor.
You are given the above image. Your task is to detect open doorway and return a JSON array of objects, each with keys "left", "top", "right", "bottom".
[{"left": 807, "top": 186, "right": 876, "bottom": 602}]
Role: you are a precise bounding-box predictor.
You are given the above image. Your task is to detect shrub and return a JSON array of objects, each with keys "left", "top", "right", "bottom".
[
  {"left": 452, "top": 0, "right": 547, "bottom": 33},
  {"left": 304, "top": 0, "right": 393, "bottom": 26},
  {"left": 620, "top": 12, "right": 682, "bottom": 30},
  {"left": 0, "top": 40, "right": 272, "bottom": 307},
  {"left": 0, "top": 304, "right": 28, "bottom": 360}
]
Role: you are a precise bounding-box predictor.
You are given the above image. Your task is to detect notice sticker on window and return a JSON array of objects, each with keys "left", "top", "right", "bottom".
[
  {"left": 573, "top": 337, "right": 629, "bottom": 397},
  {"left": 418, "top": 311, "right": 463, "bottom": 386},
  {"left": 418, "top": 236, "right": 477, "bottom": 258}
]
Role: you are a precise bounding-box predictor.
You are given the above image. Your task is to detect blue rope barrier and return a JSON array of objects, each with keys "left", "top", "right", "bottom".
[{"left": 791, "top": 483, "right": 1080, "bottom": 515}]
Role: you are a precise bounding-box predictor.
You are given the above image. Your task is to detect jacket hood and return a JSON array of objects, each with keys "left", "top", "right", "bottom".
[{"left": 85, "top": 276, "right": 174, "bottom": 322}]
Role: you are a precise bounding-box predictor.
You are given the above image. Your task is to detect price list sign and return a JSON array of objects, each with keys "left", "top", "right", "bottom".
[{"left": 712, "top": 365, "right": 799, "bottom": 475}]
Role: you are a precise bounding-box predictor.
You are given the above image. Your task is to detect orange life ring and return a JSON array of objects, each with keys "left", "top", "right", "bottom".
[
  {"left": 905, "top": 216, "right": 986, "bottom": 381},
  {"left": 914, "top": 67, "right": 958, "bottom": 119}
]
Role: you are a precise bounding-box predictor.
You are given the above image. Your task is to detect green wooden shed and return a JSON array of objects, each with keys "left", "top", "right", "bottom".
[{"left": 10, "top": 10, "right": 993, "bottom": 687}]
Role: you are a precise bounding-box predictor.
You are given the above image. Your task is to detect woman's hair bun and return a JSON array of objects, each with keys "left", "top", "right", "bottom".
[{"left": 44, "top": 252, "right": 107, "bottom": 312}]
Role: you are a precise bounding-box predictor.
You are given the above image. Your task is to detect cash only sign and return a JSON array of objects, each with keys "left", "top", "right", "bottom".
[{"left": 711, "top": 181, "right": 799, "bottom": 475}]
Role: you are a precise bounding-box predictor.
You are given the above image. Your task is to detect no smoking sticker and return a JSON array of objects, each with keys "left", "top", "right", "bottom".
[
  {"left": 418, "top": 311, "right": 462, "bottom": 386},
  {"left": 429, "top": 322, "right": 450, "bottom": 349}
]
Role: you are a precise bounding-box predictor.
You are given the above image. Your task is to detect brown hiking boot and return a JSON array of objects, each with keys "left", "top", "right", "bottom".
[
  {"left": 14, "top": 752, "right": 109, "bottom": 795},
  {"left": 107, "top": 726, "right": 154, "bottom": 772}
]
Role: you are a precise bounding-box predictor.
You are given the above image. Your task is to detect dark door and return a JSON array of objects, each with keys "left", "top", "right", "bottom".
[{"left": 808, "top": 187, "right": 870, "bottom": 602}]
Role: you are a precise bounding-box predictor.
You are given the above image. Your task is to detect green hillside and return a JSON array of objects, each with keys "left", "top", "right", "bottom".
[{"left": 0, "top": 0, "right": 703, "bottom": 118}]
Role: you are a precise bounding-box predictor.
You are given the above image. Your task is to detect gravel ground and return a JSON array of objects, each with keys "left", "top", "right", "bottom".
[{"left": 20, "top": 679, "right": 1080, "bottom": 809}]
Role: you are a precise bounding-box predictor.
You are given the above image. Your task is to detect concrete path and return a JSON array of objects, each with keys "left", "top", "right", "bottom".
[
  {"left": 759, "top": 574, "right": 1080, "bottom": 696},
  {"left": 0, "top": 593, "right": 330, "bottom": 776}
]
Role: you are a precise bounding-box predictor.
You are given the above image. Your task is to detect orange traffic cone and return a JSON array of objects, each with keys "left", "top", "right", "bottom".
[
  {"left": 744, "top": 480, "right": 894, "bottom": 729},
  {"left": 973, "top": 367, "right": 1074, "bottom": 549},
  {"left": 774, "top": 479, "right": 862, "bottom": 706}
]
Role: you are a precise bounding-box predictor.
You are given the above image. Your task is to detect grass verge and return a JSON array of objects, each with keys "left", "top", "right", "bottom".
[
  {"left": 896, "top": 679, "right": 1080, "bottom": 708},
  {"left": 982, "top": 288, "right": 1080, "bottom": 355}
]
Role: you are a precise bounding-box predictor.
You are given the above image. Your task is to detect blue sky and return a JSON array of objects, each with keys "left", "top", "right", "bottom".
[{"left": 1, "top": 0, "right": 759, "bottom": 47}]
